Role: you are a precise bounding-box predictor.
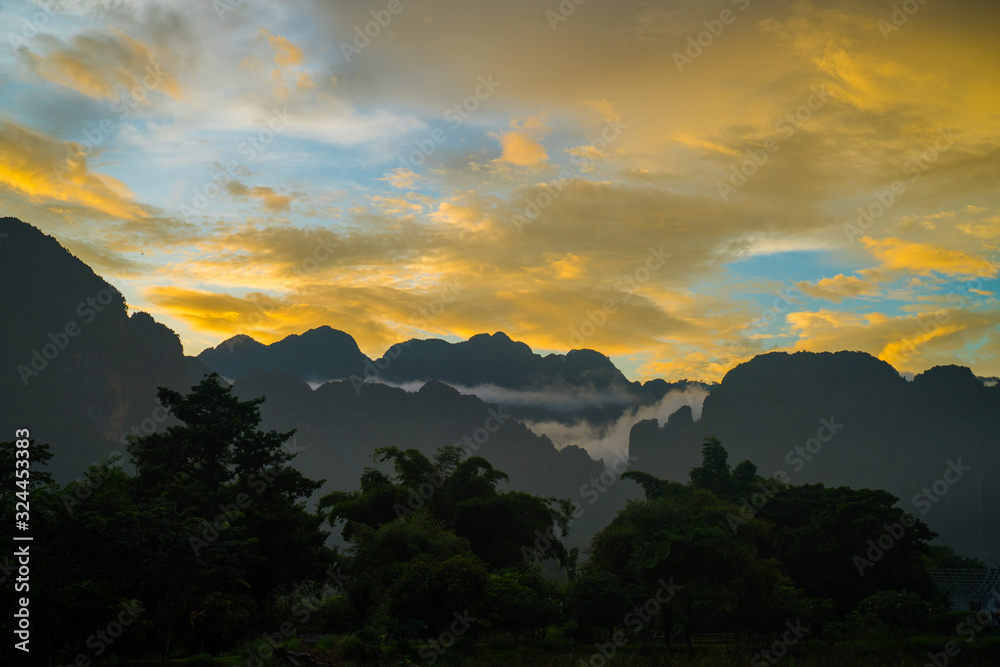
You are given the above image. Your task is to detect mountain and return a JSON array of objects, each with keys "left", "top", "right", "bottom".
[
  {"left": 228, "top": 370, "right": 623, "bottom": 548},
  {"left": 0, "top": 217, "right": 198, "bottom": 478},
  {"left": 6, "top": 215, "right": 1000, "bottom": 560},
  {"left": 629, "top": 350, "right": 1000, "bottom": 563},
  {"left": 0, "top": 217, "right": 628, "bottom": 548},
  {"left": 373, "top": 331, "right": 627, "bottom": 390},
  {"left": 198, "top": 326, "right": 370, "bottom": 383},
  {"left": 201, "top": 328, "right": 707, "bottom": 426}
]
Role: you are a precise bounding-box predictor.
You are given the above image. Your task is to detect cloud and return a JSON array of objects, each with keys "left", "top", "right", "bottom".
[
  {"left": 20, "top": 28, "right": 182, "bottom": 100},
  {"left": 797, "top": 274, "right": 880, "bottom": 303},
  {"left": 0, "top": 120, "right": 148, "bottom": 221},
  {"left": 226, "top": 181, "right": 293, "bottom": 212},
  {"left": 523, "top": 387, "right": 709, "bottom": 465},
  {"left": 862, "top": 237, "right": 999, "bottom": 278},
  {"left": 265, "top": 32, "right": 304, "bottom": 67},
  {"left": 499, "top": 131, "right": 548, "bottom": 166},
  {"left": 381, "top": 167, "right": 421, "bottom": 190},
  {"left": 786, "top": 307, "right": 1000, "bottom": 374}
]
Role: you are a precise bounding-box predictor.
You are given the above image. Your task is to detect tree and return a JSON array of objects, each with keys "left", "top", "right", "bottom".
[
  {"left": 689, "top": 435, "right": 735, "bottom": 496},
  {"left": 589, "top": 470, "right": 796, "bottom": 651},
  {"left": 483, "top": 568, "right": 564, "bottom": 637},
  {"left": 565, "top": 572, "right": 638, "bottom": 642},
  {"left": 125, "top": 374, "right": 331, "bottom": 661},
  {"left": 320, "top": 446, "right": 575, "bottom": 641},
  {"left": 851, "top": 589, "right": 936, "bottom": 646},
  {"left": 754, "top": 484, "right": 936, "bottom": 615},
  {"left": 928, "top": 544, "right": 986, "bottom": 569},
  {"left": 321, "top": 446, "right": 574, "bottom": 570}
]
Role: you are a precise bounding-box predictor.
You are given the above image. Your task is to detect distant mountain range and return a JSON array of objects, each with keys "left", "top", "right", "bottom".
[
  {"left": 198, "top": 327, "right": 705, "bottom": 426},
  {"left": 630, "top": 351, "right": 1000, "bottom": 563},
  {"left": 2, "top": 216, "right": 998, "bottom": 561}
]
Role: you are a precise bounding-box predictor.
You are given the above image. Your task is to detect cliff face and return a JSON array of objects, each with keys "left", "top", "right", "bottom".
[
  {"left": 0, "top": 217, "right": 193, "bottom": 478},
  {"left": 629, "top": 350, "right": 1000, "bottom": 563}
]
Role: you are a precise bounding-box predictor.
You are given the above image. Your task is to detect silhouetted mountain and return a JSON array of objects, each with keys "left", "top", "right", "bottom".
[
  {"left": 0, "top": 218, "right": 197, "bottom": 478},
  {"left": 7, "top": 215, "right": 1000, "bottom": 560},
  {"left": 0, "top": 217, "right": 628, "bottom": 548},
  {"left": 198, "top": 327, "right": 706, "bottom": 425},
  {"left": 198, "top": 326, "right": 370, "bottom": 383},
  {"left": 630, "top": 350, "right": 1000, "bottom": 562},
  {"left": 374, "top": 332, "right": 627, "bottom": 389},
  {"left": 227, "top": 369, "right": 622, "bottom": 548}
]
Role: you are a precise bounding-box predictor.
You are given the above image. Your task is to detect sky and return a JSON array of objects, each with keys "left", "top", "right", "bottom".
[{"left": 1, "top": 0, "right": 999, "bottom": 382}]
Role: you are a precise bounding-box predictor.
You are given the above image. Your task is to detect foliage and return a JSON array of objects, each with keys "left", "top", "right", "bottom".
[
  {"left": 850, "top": 589, "right": 937, "bottom": 644},
  {"left": 754, "top": 483, "right": 937, "bottom": 614}
]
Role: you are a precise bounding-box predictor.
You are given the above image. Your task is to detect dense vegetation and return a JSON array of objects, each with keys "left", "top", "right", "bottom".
[{"left": 3, "top": 375, "right": 997, "bottom": 665}]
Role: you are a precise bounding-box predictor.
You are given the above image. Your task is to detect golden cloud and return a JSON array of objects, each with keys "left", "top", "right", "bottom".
[
  {"left": 21, "top": 29, "right": 181, "bottom": 100},
  {"left": 797, "top": 274, "right": 880, "bottom": 303},
  {"left": 0, "top": 121, "right": 148, "bottom": 221},
  {"left": 499, "top": 132, "right": 548, "bottom": 166},
  {"left": 862, "top": 237, "right": 999, "bottom": 278}
]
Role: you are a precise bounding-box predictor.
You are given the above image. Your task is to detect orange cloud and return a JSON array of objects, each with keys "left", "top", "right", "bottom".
[
  {"left": 0, "top": 121, "right": 148, "bottom": 221},
  {"left": 797, "top": 274, "right": 880, "bottom": 303},
  {"left": 499, "top": 131, "right": 548, "bottom": 166},
  {"left": 22, "top": 29, "right": 181, "bottom": 100},
  {"left": 862, "top": 237, "right": 998, "bottom": 278},
  {"left": 266, "top": 32, "right": 304, "bottom": 67}
]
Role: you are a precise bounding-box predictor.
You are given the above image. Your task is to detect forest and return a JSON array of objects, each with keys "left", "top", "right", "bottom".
[{"left": 4, "top": 374, "right": 998, "bottom": 666}]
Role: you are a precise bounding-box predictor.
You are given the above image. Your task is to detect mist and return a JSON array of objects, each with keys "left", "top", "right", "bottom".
[{"left": 522, "top": 387, "right": 709, "bottom": 466}]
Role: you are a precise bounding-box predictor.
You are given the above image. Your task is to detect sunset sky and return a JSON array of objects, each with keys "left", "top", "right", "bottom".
[{"left": 2, "top": 0, "right": 998, "bottom": 382}]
